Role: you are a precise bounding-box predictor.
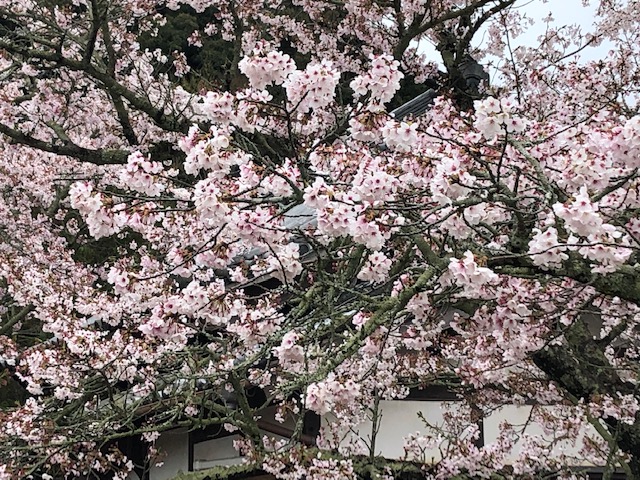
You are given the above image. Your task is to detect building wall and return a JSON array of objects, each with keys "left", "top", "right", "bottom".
[
  {"left": 483, "top": 404, "right": 598, "bottom": 463},
  {"left": 324, "top": 400, "right": 598, "bottom": 464},
  {"left": 150, "top": 428, "right": 189, "bottom": 480},
  {"left": 324, "top": 400, "right": 448, "bottom": 461},
  {"left": 150, "top": 401, "right": 602, "bottom": 479}
]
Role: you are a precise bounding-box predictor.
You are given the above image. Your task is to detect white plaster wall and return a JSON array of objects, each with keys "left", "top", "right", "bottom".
[
  {"left": 327, "top": 401, "right": 600, "bottom": 465},
  {"left": 483, "top": 405, "right": 598, "bottom": 464},
  {"left": 324, "top": 400, "right": 449, "bottom": 461},
  {"left": 151, "top": 401, "right": 603, "bottom": 476},
  {"left": 150, "top": 428, "right": 189, "bottom": 480},
  {"left": 193, "top": 435, "right": 243, "bottom": 470},
  {"left": 193, "top": 428, "right": 289, "bottom": 470}
]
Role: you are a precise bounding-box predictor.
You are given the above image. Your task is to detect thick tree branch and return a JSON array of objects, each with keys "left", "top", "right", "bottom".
[
  {"left": 0, "top": 122, "right": 129, "bottom": 164},
  {"left": 0, "top": 305, "right": 34, "bottom": 336},
  {"left": 0, "top": 39, "right": 191, "bottom": 134},
  {"left": 532, "top": 318, "right": 640, "bottom": 476},
  {"left": 393, "top": 0, "right": 515, "bottom": 60}
]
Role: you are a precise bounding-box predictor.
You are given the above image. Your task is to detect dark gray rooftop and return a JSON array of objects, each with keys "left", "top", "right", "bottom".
[{"left": 390, "top": 89, "right": 437, "bottom": 121}]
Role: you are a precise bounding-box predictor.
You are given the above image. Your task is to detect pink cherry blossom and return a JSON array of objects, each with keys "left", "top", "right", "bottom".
[{"left": 2, "top": 1, "right": 640, "bottom": 479}]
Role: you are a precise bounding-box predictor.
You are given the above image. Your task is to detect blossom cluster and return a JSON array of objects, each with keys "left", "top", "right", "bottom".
[
  {"left": 527, "top": 227, "right": 569, "bottom": 269},
  {"left": 350, "top": 54, "right": 404, "bottom": 109},
  {"left": 68, "top": 182, "right": 124, "bottom": 238},
  {"left": 284, "top": 60, "right": 340, "bottom": 113},
  {"left": 617, "top": 115, "right": 640, "bottom": 168},
  {"left": 474, "top": 96, "right": 526, "bottom": 139},
  {"left": 238, "top": 44, "right": 296, "bottom": 90},
  {"left": 551, "top": 188, "right": 633, "bottom": 272},
  {"left": 381, "top": 119, "right": 419, "bottom": 152},
  {"left": 440, "top": 251, "right": 499, "bottom": 298},
  {"left": 552, "top": 187, "right": 605, "bottom": 237},
  {"left": 118, "top": 151, "right": 165, "bottom": 196},
  {"left": 273, "top": 331, "right": 305, "bottom": 372},
  {"left": 357, "top": 251, "right": 393, "bottom": 284},
  {"left": 305, "top": 374, "right": 361, "bottom": 415}
]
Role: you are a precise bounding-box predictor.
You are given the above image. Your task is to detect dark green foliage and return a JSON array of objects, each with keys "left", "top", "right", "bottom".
[
  {"left": 139, "top": 6, "right": 238, "bottom": 91},
  {"left": 72, "top": 229, "right": 145, "bottom": 266},
  {"left": 0, "top": 371, "right": 28, "bottom": 408}
]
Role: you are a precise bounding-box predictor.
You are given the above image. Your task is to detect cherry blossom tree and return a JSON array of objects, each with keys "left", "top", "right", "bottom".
[{"left": 1, "top": 0, "right": 640, "bottom": 479}]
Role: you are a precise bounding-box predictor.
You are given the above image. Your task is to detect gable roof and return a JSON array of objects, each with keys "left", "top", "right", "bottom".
[{"left": 390, "top": 88, "right": 437, "bottom": 120}]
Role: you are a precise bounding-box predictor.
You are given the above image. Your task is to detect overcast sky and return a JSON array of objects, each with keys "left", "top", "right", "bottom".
[
  {"left": 420, "top": 0, "right": 608, "bottom": 68},
  {"left": 508, "top": 0, "right": 605, "bottom": 58}
]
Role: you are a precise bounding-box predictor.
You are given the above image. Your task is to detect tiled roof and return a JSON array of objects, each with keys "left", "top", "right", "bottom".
[{"left": 390, "top": 88, "right": 437, "bottom": 120}]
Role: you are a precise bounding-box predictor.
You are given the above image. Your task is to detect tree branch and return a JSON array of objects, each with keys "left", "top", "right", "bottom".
[
  {"left": 0, "top": 304, "right": 34, "bottom": 336},
  {"left": 0, "top": 121, "right": 129, "bottom": 165}
]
